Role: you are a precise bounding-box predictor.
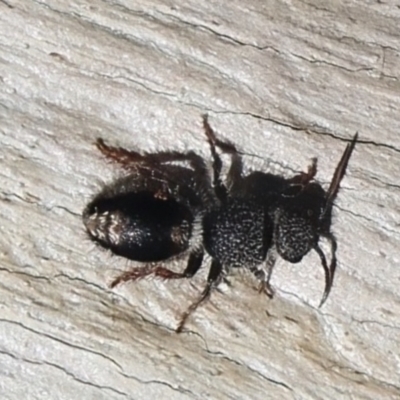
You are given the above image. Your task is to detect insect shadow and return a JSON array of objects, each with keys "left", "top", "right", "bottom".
[{"left": 83, "top": 117, "right": 357, "bottom": 332}]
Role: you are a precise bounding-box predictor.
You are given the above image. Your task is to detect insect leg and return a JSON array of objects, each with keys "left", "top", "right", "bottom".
[
  {"left": 202, "top": 115, "right": 228, "bottom": 201},
  {"left": 202, "top": 115, "right": 246, "bottom": 198},
  {"left": 96, "top": 138, "right": 206, "bottom": 172},
  {"left": 252, "top": 249, "right": 277, "bottom": 298},
  {"left": 110, "top": 250, "right": 204, "bottom": 288},
  {"left": 288, "top": 158, "right": 318, "bottom": 185},
  {"left": 176, "top": 258, "right": 223, "bottom": 333}
]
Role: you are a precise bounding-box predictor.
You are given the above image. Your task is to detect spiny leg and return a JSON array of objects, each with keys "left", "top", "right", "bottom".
[
  {"left": 225, "top": 151, "right": 243, "bottom": 191},
  {"left": 288, "top": 157, "right": 318, "bottom": 186},
  {"left": 202, "top": 115, "right": 228, "bottom": 201},
  {"left": 96, "top": 138, "right": 206, "bottom": 172},
  {"left": 110, "top": 250, "right": 204, "bottom": 288},
  {"left": 176, "top": 258, "right": 223, "bottom": 333},
  {"left": 202, "top": 115, "right": 245, "bottom": 197},
  {"left": 202, "top": 115, "right": 238, "bottom": 154},
  {"left": 252, "top": 249, "right": 277, "bottom": 298}
]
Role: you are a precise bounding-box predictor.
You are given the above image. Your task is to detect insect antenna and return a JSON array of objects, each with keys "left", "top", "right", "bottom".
[
  {"left": 323, "top": 133, "right": 358, "bottom": 216},
  {"left": 317, "top": 133, "right": 358, "bottom": 307},
  {"left": 314, "top": 240, "right": 334, "bottom": 307}
]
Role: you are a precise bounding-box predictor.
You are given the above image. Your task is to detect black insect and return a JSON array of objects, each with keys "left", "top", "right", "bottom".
[
  {"left": 205, "top": 126, "right": 358, "bottom": 308},
  {"left": 83, "top": 116, "right": 357, "bottom": 332}
]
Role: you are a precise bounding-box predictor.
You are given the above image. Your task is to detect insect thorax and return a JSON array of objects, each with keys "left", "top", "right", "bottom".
[{"left": 203, "top": 199, "right": 271, "bottom": 267}]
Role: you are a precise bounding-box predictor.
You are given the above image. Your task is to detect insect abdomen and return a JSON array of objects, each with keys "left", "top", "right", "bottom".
[{"left": 83, "top": 191, "right": 193, "bottom": 262}]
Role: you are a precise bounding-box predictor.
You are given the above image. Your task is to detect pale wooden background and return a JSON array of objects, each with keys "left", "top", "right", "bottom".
[{"left": 1, "top": 1, "right": 400, "bottom": 399}]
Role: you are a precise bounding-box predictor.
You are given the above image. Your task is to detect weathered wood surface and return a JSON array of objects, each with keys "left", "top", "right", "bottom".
[{"left": 1, "top": 1, "right": 399, "bottom": 399}]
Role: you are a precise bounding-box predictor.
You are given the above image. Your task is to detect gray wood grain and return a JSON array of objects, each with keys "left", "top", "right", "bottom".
[{"left": 1, "top": 1, "right": 399, "bottom": 399}]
